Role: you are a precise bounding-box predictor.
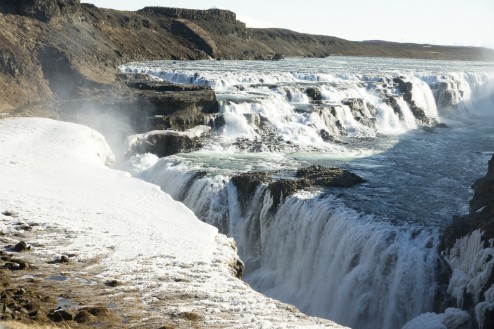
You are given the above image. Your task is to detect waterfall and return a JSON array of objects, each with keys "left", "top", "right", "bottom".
[
  {"left": 135, "top": 161, "right": 440, "bottom": 329},
  {"left": 120, "top": 57, "right": 494, "bottom": 329}
]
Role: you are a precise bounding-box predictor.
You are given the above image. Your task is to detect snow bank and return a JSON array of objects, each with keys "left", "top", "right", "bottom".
[
  {"left": 0, "top": 117, "right": 345, "bottom": 328},
  {"left": 401, "top": 308, "right": 470, "bottom": 329}
]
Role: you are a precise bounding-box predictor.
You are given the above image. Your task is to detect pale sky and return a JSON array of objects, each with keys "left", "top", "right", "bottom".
[{"left": 85, "top": 0, "right": 494, "bottom": 49}]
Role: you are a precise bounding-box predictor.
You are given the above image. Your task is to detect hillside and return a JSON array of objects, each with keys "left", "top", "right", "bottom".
[{"left": 0, "top": 0, "right": 493, "bottom": 115}]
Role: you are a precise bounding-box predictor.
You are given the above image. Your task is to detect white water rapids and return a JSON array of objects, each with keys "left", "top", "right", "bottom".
[{"left": 121, "top": 57, "right": 494, "bottom": 329}]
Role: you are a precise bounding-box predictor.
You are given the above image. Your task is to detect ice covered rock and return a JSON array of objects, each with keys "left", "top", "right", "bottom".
[{"left": 126, "top": 125, "right": 211, "bottom": 157}]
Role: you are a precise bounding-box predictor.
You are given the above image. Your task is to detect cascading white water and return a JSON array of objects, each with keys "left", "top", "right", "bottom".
[
  {"left": 133, "top": 160, "right": 440, "bottom": 329},
  {"left": 122, "top": 58, "right": 494, "bottom": 150},
  {"left": 122, "top": 57, "right": 494, "bottom": 329}
]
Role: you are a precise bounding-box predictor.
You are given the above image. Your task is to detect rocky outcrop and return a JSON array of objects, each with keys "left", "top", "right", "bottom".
[
  {"left": 127, "top": 126, "right": 210, "bottom": 157},
  {"left": 296, "top": 165, "right": 366, "bottom": 187},
  {"left": 61, "top": 73, "right": 220, "bottom": 134},
  {"left": 394, "top": 77, "right": 437, "bottom": 126},
  {"left": 439, "top": 155, "right": 494, "bottom": 329},
  {"left": 442, "top": 155, "right": 494, "bottom": 250},
  {"left": 231, "top": 165, "right": 365, "bottom": 212}
]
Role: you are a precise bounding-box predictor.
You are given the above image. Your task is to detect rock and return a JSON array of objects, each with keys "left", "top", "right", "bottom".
[
  {"left": 305, "top": 87, "right": 323, "bottom": 101},
  {"left": 296, "top": 165, "right": 366, "bottom": 187},
  {"left": 48, "top": 308, "right": 74, "bottom": 322},
  {"left": 105, "top": 279, "right": 121, "bottom": 287},
  {"left": 267, "top": 179, "right": 309, "bottom": 210},
  {"left": 1, "top": 211, "right": 17, "bottom": 217},
  {"left": 271, "top": 53, "right": 284, "bottom": 61},
  {"left": 127, "top": 126, "right": 210, "bottom": 157},
  {"left": 393, "top": 77, "right": 436, "bottom": 126},
  {"left": 231, "top": 172, "right": 271, "bottom": 214},
  {"left": 13, "top": 241, "right": 28, "bottom": 252}
]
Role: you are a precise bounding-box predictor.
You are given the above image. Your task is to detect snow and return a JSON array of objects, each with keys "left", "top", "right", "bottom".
[
  {"left": 401, "top": 308, "right": 470, "bottom": 329},
  {"left": 0, "top": 117, "right": 346, "bottom": 328}
]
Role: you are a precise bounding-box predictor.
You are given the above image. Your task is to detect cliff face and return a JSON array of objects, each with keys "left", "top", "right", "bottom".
[
  {"left": 440, "top": 155, "right": 494, "bottom": 329},
  {"left": 0, "top": 0, "right": 493, "bottom": 115},
  {"left": 442, "top": 155, "right": 494, "bottom": 250}
]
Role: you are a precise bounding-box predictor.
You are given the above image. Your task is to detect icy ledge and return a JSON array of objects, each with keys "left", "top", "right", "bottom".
[{"left": 0, "top": 117, "right": 345, "bottom": 328}]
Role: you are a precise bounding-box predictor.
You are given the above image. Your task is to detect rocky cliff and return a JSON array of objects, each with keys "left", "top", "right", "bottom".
[
  {"left": 0, "top": 0, "right": 493, "bottom": 116},
  {"left": 440, "top": 155, "right": 494, "bottom": 329}
]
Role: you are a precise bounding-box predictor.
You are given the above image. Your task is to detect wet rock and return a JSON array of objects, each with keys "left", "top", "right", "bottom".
[
  {"left": 271, "top": 53, "right": 284, "bottom": 61},
  {"left": 306, "top": 87, "right": 323, "bottom": 101},
  {"left": 128, "top": 127, "right": 209, "bottom": 157},
  {"left": 267, "top": 179, "right": 309, "bottom": 210},
  {"left": 231, "top": 172, "right": 271, "bottom": 214},
  {"left": 393, "top": 77, "right": 437, "bottom": 126},
  {"left": 296, "top": 165, "right": 366, "bottom": 187},
  {"left": 48, "top": 308, "right": 74, "bottom": 322},
  {"left": 442, "top": 155, "right": 494, "bottom": 250}
]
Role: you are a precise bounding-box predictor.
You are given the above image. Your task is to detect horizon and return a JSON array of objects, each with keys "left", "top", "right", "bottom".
[{"left": 85, "top": 0, "right": 494, "bottom": 50}]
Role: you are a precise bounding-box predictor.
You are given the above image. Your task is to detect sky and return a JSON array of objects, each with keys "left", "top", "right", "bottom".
[{"left": 85, "top": 0, "right": 494, "bottom": 49}]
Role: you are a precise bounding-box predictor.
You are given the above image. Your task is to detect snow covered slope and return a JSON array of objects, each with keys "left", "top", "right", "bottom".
[{"left": 0, "top": 117, "right": 345, "bottom": 328}]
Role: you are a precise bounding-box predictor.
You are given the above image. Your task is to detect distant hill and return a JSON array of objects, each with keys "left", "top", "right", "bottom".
[{"left": 0, "top": 0, "right": 493, "bottom": 112}]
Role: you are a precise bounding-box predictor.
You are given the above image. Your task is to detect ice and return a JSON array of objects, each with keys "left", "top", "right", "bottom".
[
  {"left": 401, "top": 308, "right": 470, "bottom": 329},
  {"left": 0, "top": 117, "right": 346, "bottom": 328}
]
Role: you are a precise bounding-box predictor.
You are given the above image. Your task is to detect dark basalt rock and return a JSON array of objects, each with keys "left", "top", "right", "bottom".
[
  {"left": 13, "top": 241, "right": 29, "bottom": 252},
  {"left": 267, "top": 179, "right": 309, "bottom": 210},
  {"left": 129, "top": 131, "right": 203, "bottom": 158},
  {"left": 231, "top": 165, "right": 365, "bottom": 212},
  {"left": 439, "top": 155, "right": 494, "bottom": 329},
  {"left": 231, "top": 172, "right": 271, "bottom": 214},
  {"left": 306, "top": 87, "right": 323, "bottom": 101},
  {"left": 393, "top": 77, "right": 437, "bottom": 126},
  {"left": 441, "top": 155, "right": 494, "bottom": 250},
  {"left": 296, "top": 165, "right": 366, "bottom": 187}
]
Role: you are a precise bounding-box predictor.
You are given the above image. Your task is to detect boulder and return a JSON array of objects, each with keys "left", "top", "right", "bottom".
[
  {"left": 127, "top": 126, "right": 211, "bottom": 157},
  {"left": 305, "top": 87, "right": 323, "bottom": 101}
]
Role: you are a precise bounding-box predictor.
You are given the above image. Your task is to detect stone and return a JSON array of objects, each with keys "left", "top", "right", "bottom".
[
  {"left": 13, "top": 241, "right": 28, "bottom": 252},
  {"left": 305, "top": 87, "right": 323, "bottom": 101},
  {"left": 271, "top": 53, "right": 284, "bottom": 61},
  {"left": 231, "top": 172, "right": 271, "bottom": 214},
  {"left": 105, "top": 279, "right": 121, "bottom": 287},
  {"left": 128, "top": 129, "right": 206, "bottom": 157},
  {"left": 296, "top": 165, "right": 366, "bottom": 187}
]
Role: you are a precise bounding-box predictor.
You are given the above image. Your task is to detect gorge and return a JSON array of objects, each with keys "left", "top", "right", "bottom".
[{"left": 0, "top": 1, "right": 493, "bottom": 329}]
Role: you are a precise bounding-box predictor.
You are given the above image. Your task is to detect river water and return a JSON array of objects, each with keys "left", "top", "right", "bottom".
[{"left": 121, "top": 57, "right": 494, "bottom": 329}]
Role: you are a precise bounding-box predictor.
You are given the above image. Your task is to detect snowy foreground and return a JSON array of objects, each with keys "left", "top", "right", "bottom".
[{"left": 0, "top": 117, "right": 345, "bottom": 328}]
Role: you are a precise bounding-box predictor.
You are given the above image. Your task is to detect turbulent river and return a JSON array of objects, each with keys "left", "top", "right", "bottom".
[{"left": 121, "top": 57, "right": 494, "bottom": 329}]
